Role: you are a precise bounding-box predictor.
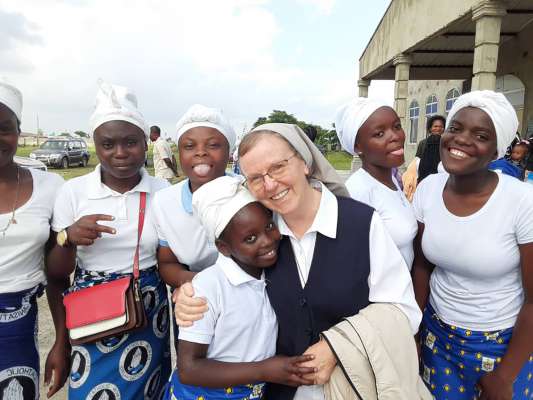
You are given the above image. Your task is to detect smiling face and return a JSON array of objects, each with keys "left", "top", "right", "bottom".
[
  {"left": 93, "top": 120, "right": 148, "bottom": 179},
  {"left": 0, "top": 103, "right": 20, "bottom": 169},
  {"left": 217, "top": 202, "right": 281, "bottom": 271},
  {"left": 429, "top": 118, "right": 445, "bottom": 135},
  {"left": 178, "top": 127, "right": 230, "bottom": 192},
  {"left": 355, "top": 106, "right": 405, "bottom": 168},
  {"left": 440, "top": 107, "right": 498, "bottom": 175},
  {"left": 239, "top": 133, "right": 310, "bottom": 217}
]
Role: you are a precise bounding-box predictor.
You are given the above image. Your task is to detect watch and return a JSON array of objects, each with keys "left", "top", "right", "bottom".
[{"left": 57, "top": 229, "right": 69, "bottom": 247}]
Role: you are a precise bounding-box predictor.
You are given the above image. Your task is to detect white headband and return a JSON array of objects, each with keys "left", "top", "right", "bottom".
[
  {"left": 0, "top": 79, "right": 23, "bottom": 122},
  {"left": 446, "top": 90, "right": 518, "bottom": 159},
  {"left": 89, "top": 80, "right": 148, "bottom": 138},
  {"left": 335, "top": 97, "right": 390, "bottom": 155},
  {"left": 175, "top": 104, "right": 235, "bottom": 151},
  {"left": 192, "top": 175, "right": 256, "bottom": 243}
]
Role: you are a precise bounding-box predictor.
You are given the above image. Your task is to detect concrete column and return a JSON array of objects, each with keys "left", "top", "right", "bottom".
[
  {"left": 351, "top": 79, "right": 372, "bottom": 171},
  {"left": 471, "top": 1, "right": 506, "bottom": 90},
  {"left": 358, "top": 79, "right": 370, "bottom": 97},
  {"left": 524, "top": 81, "right": 533, "bottom": 137},
  {"left": 393, "top": 54, "right": 412, "bottom": 128}
]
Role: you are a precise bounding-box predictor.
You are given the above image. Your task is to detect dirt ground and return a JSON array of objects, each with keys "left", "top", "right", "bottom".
[{"left": 37, "top": 295, "right": 67, "bottom": 400}]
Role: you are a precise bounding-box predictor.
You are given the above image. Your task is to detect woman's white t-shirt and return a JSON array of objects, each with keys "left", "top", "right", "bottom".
[
  {"left": 52, "top": 165, "right": 169, "bottom": 274},
  {"left": 346, "top": 168, "right": 418, "bottom": 269},
  {"left": 413, "top": 172, "right": 533, "bottom": 331},
  {"left": 0, "top": 169, "right": 64, "bottom": 293}
]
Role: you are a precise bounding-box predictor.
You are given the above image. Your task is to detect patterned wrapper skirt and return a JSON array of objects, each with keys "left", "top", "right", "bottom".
[
  {"left": 0, "top": 284, "right": 43, "bottom": 400},
  {"left": 67, "top": 267, "right": 171, "bottom": 400},
  {"left": 163, "top": 369, "right": 265, "bottom": 400},
  {"left": 421, "top": 304, "right": 532, "bottom": 399}
]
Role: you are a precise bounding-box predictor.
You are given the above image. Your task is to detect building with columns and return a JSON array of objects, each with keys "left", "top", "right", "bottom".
[{"left": 358, "top": 0, "right": 533, "bottom": 163}]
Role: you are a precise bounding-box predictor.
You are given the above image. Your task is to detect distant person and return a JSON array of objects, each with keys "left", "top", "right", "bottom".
[
  {"left": 303, "top": 125, "right": 317, "bottom": 142},
  {"left": 417, "top": 115, "right": 446, "bottom": 183},
  {"left": 489, "top": 140, "right": 530, "bottom": 180},
  {"left": 402, "top": 115, "right": 446, "bottom": 200},
  {"left": 150, "top": 125, "right": 178, "bottom": 181}
]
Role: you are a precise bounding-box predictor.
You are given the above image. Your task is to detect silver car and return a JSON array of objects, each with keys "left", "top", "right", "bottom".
[{"left": 14, "top": 155, "right": 48, "bottom": 171}]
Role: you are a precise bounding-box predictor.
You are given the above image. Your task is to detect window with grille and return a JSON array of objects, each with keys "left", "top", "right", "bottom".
[
  {"left": 425, "top": 94, "right": 438, "bottom": 116},
  {"left": 445, "top": 88, "right": 460, "bottom": 113},
  {"left": 409, "top": 100, "right": 419, "bottom": 144}
]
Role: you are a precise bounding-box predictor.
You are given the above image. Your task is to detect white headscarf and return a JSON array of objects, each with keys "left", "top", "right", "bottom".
[
  {"left": 89, "top": 80, "right": 148, "bottom": 138},
  {"left": 446, "top": 90, "right": 518, "bottom": 159},
  {"left": 175, "top": 104, "right": 236, "bottom": 151},
  {"left": 335, "top": 97, "right": 390, "bottom": 155},
  {"left": 249, "top": 123, "right": 350, "bottom": 197},
  {"left": 192, "top": 175, "right": 256, "bottom": 243},
  {"left": 0, "top": 79, "right": 23, "bottom": 122}
]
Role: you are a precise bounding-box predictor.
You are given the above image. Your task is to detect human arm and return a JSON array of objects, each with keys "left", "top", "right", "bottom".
[
  {"left": 44, "top": 231, "right": 75, "bottom": 398},
  {"left": 411, "top": 222, "right": 435, "bottom": 312},
  {"left": 163, "top": 157, "right": 178, "bottom": 176},
  {"left": 156, "top": 140, "right": 178, "bottom": 176},
  {"left": 367, "top": 212, "right": 422, "bottom": 333},
  {"left": 177, "top": 340, "right": 315, "bottom": 388},
  {"left": 402, "top": 158, "right": 419, "bottom": 202},
  {"left": 157, "top": 245, "right": 195, "bottom": 288},
  {"left": 477, "top": 242, "right": 533, "bottom": 400}
]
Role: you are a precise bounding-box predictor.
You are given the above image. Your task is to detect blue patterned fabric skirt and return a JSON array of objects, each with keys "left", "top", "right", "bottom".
[
  {"left": 0, "top": 285, "right": 43, "bottom": 400},
  {"left": 163, "top": 369, "right": 265, "bottom": 400},
  {"left": 421, "top": 304, "right": 532, "bottom": 399},
  {"left": 68, "top": 267, "right": 171, "bottom": 400}
]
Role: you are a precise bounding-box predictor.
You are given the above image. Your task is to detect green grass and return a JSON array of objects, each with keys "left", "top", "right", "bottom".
[
  {"left": 325, "top": 151, "right": 353, "bottom": 170},
  {"left": 16, "top": 145, "right": 157, "bottom": 180},
  {"left": 17, "top": 144, "right": 352, "bottom": 180}
]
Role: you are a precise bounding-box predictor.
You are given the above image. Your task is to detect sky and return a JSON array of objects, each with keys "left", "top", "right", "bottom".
[{"left": 1, "top": 0, "right": 394, "bottom": 139}]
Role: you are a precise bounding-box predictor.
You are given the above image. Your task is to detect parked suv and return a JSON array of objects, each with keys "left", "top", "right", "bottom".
[{"left": 29, "top": 139, "right": 90, "bottom": 169}]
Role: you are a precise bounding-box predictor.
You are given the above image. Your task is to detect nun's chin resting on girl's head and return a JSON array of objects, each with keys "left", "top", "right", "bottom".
[{"left": 161, "top": 176, "right": 315, "bottom": 399}]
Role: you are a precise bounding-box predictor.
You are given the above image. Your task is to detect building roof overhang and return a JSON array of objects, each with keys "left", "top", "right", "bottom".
[{"left": 359, "top": 0, "right": 533, "bottom": 81}]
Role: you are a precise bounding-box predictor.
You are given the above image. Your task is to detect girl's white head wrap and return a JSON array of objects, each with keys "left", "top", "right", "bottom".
[
  {"left": 446, "top": 90, "right": 518, "bottom": 159},
  {"left": 192, "top": 175, "right": 256, "bottom": 243},
  {"left": 0, "top": 78, "right": 23, "bottom": 122},
  {"left": 334, "top": 97, "right": 390, "bottom": 155},
  {"left": 175, "top": 104, "right": 236, "bottom": 151},
  {"left": 89, "top": 80, "right": 148, "bottom": 138}
]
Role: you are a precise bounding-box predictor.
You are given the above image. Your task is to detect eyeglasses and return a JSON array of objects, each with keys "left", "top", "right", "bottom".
[{"left": 243, "top": 153, "right": 297, "bottom": 191}]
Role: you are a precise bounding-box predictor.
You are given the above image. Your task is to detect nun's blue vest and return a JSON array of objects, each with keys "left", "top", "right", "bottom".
[{"left": 265, "top": 197, "right": 374, "bottom": 399}]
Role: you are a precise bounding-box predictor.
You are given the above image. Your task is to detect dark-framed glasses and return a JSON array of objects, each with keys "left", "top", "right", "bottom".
[{"left": 243, "top": 153, "right": 297, "bottom": 191}]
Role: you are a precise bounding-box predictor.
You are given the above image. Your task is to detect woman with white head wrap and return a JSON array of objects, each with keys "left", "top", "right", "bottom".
[
  {"left": 0, "top": 79, "right": 65, "bottom": 399},
  {"left": 152, "top": 104, "right": 236, "bottom": 357},
  {"left": 174, "top": 122, "right": 422, "bottom": 400},
  {"left": 412, "top": 90, "right": 533, "bottom": 400},
  {"left": 45, "top": 80, "right": 171, "bottom": 399},
  {"left": 335, "top": 97, "right": 417, "bottom": 269}
]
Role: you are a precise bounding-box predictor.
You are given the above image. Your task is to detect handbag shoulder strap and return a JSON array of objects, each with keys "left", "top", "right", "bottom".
[{"left": 133, "top": 192, "right": 147, "bottom": 280}]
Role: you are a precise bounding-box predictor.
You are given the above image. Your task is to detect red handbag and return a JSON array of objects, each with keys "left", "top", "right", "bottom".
[{"left": 63, "top": 192, "right": 148, "bottom": 345}]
